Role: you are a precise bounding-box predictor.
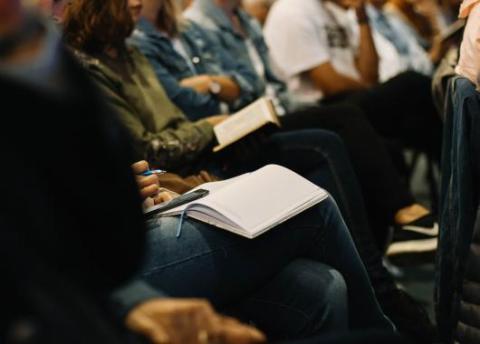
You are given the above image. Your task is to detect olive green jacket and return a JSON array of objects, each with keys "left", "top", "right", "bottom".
[{"left": 74, "top": 47, "right": 214, "bottom": 170}]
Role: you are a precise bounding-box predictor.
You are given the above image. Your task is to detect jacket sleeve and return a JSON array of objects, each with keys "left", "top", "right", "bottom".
[
  {"left": 110, "top": 280, "right": 168, "bottom": 319},
  {"left": 87, "top": 68, "right": 215, "bottom": 169},
  {"left": 195, "top": 24, "right": 265, "bottom": 110},
  {"left": 137, "top": 41, "right": 222, "bottom": 120}
]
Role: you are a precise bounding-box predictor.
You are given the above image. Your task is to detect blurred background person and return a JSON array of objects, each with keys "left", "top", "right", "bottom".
[{"left": 242, "top": 0, "right": 275, "bottom": 26}]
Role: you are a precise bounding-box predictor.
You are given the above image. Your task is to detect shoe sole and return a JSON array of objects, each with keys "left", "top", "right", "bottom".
[
  {"left": 387, "top": 238, "right": 438, "bottom": 256},
  {"left": 401, "top": 222, "right": 439, "bottom": 236}
]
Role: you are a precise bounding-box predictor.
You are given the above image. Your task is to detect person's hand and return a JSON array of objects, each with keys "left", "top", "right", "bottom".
[
  {"left": 204, "top": 115, "right": 229, "bottom": 127},
  {"left": 126, "top": 299, "right": 266, "bottom": 344},
  {"left": 180, "top": 75, "right": 214, "bottom": 94},
  {"left": 131, "top": 161, "right": 178, "bottom": 205},
  {"left": 132, "top": 160, "right": 160, "bottom": 200}
]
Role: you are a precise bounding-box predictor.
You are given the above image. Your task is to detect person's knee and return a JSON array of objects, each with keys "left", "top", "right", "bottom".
[
  {"left": 318, "top": 267, "right": 349, "bottom": 329},
  {"left": 301, "top": 129, "right": 347, "bottom": 158},
  {"left": 288, "top": 259, "right": 349, "bottom": 334}
]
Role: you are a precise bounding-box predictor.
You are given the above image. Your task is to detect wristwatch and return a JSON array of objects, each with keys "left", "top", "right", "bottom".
[{"left": 209, "top": 80, "right": 222, "bottom": 95}]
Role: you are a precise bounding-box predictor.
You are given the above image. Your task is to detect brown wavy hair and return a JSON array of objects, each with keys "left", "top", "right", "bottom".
[
  {"left": 63, "top": 0, "right": 134, "bottom": 54},
  {"left": 155, "top": 0, "right": 183, "bottom": 37}
]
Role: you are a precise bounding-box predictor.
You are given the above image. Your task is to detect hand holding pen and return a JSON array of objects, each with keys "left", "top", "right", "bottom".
[{"left": 131, "top": 161, "right": 176, "bottom": 205}]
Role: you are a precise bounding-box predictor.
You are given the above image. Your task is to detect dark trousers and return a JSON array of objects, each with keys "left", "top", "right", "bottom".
[
  {"left": 280, "top": 104, "right": 415, "bottom": 247},
  {"left": 142, "top": 198, "right": 393, "bottom": 340},
  {"left": 194, "top": 129, "right": 397, "bottom": 298},
  {"left": 323, "top": 71, "right": 442, "bottom": 163}
]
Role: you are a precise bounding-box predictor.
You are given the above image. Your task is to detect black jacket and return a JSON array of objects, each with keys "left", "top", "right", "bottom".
[{"left": 0, "top": 49, "right": 146, "bottom": 343}]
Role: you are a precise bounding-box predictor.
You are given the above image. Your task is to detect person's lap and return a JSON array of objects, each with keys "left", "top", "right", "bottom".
[
  {"left": 226, "top": 259, "right": 349, "bottom": 339},
  {"left": 322, "top": 71, "right": 442, "bottom": 157},
  {"left": 140, "top": 197, "right": 392, "bottom": 332}
]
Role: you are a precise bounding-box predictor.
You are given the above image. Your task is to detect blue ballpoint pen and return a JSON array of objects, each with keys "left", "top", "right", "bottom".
[{"left": 141, "top": 169, "right": 167, "bottom": 176}]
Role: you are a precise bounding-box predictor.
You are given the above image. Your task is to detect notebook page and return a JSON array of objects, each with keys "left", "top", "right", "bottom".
[{"left": 196, "top": 165, "right": 325, "bottom": 233}]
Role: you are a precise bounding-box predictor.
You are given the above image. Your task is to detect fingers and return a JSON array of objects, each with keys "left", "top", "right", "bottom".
[
  {"left": 153, "top": 191, "right": 175, "bottom": 204},
  {"left": 126, "top": 309, "right": 171, "bottom": 344},
  {"left": 137, "top": 174, "right": 159, "bottom": 189},
  {"left": 132, "top": 160, "right": 150, "bottom": 174},
  {"left": 213, "top": 316, "right": 267, "bottom": 344},
  {"left": 140, "top": 183, "right": 160, "bottom": 200},
  {"left": 125, "top": 299, "right": 265, "bottom": 344}
]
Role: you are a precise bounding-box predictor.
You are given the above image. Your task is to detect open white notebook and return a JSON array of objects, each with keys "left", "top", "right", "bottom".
[{"left": 157, "top": 165, "right": 328, "bottom": 239}]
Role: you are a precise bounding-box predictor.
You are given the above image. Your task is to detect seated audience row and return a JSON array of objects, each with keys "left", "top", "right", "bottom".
[
  {"left": 6, "top": 0, "right": 476, "bottom": 341},
  {"left": 130, "top": 0, "right": 439, "bottom": 256}
]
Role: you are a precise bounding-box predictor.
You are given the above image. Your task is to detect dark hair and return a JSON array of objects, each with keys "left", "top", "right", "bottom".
[
  {"left": 63, "top": 0, "right": 134, "bottom": 54},
  {"left": 155, "top": 0, "right": 181, "bottom": 37}
]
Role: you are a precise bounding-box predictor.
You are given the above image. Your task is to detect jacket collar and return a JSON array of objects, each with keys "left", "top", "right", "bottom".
[
  {"left": 135, "top": 17, "right": 170, "bottom": 40},
  {"left": 190, "top": 0, "right": 238, "bottom": 32}
]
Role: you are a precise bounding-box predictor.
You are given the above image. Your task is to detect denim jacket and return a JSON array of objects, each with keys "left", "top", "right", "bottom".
[
  {"left": 185, "top": 0, "right": 296, "bottom": 112},
  {"left": 438, "top": 76, "right": 480, "bottom": 344},
  {"left": 129, "top": 18, "right": 260, "bottom": 120}
]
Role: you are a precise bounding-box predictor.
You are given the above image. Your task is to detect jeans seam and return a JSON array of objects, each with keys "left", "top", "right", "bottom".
[{"left": 142, "top": 243, "right": 244, "bottom": 276}]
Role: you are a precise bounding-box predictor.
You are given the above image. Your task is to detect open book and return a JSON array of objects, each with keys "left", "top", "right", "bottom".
[
  {"left": 213, "top": 97, "right": 281, "bottom": 152},
  {"left": 153, "top": 165, "right": 328, "bottom": 239}
]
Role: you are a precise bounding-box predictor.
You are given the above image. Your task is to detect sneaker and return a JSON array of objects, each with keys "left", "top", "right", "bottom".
[
  {"left": 387, "top": 229, "right": 437, "bottom": 256},
  {"left": 398, "top": 214, "right": 439, "bottom": 237},
  {"left": 376, "top": 288, "right": 437, "bottom": 344},
  {"left": 387, "top": 214, "right": 438, "bottom": 256}
]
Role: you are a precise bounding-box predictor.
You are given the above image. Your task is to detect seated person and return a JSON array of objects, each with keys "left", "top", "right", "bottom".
[
  {"left": 131, "top": 0, "right": 439, "bottom": 254},
  {"left": 131, "top": 159, "right": 395, "bottom": 339},
  {"left": 386, "top": 0, "right": 451, "bottom": 47},
  {"left": 59, "top": 0, "right": 433, "bottom": 341},
  {"left": 0, "top": 71, "right": 404, "bottom": 344},
  {"left": 0, "top": 3, "right": 393, "bottom": 341},
  {"left": 242, "top": 0, "right": 274, "bottom": 26},
  {"left": 262, "top": 0, "right": 442, "bottom": 162},
  {"left": 455, "top": 0, "right": 480, "bottom": 88},
  {"left": 366, "top": 0, "right": 436, "bottom": 81}
]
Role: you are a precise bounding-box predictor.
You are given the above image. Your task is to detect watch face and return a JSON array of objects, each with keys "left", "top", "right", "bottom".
[{"left": 209, "top": 81, "right": 222, "bottom": 94}]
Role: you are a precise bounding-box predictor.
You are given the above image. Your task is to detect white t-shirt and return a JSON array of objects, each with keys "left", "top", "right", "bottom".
[
  {"left": 264, "top": 0, "right": 361, "bottom": 102},
  {"left": 349, "top": 5, "right": 432, "bottom": 82}
]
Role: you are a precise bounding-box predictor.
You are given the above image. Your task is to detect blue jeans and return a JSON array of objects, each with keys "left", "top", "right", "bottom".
[
  {"left": 140, "top": 197, "right": 393, "bottom": 339},
  {"left": 231, "top": 129, "right": 395, "bottom": 295}
]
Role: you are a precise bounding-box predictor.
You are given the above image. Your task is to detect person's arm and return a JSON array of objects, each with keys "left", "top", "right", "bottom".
[
  {"left": 131, "top": 161, "right": 179, "bottom": 208},
  {"left": 179, "top": 74, "right": 241, "bottom": 102},
  {"left": 351, "top": 0, "right": 379, "bottom": 84},
  {"left": 187, "top": 22, "right": 264, "bottom": 108},
  {"left": 87, "top": 68, "right": 215, "bottom": 169},
  {"left": 136, "top": 43, "right": 222, "bottom": 120},
  {"left": 307, "top": 62, "right": 368, "bottom": 97}
]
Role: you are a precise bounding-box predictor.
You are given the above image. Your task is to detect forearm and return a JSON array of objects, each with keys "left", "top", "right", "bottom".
[
  {"left": 143, "top": 121, "right": 214, "bottom": 169},
  {"left": 179, "top": 76, "right": 211, "bottom": 94},
  {"left": 111, "top": 280, "right": 168, "bottom": 319},
  {"left": 309, "top": 66, "right": 367, "bottom": 97},
  {"left": 210, "top": 75, "right": 240, "bottom": 103},
  {"left": 355, "top": 7, "right": 379, "bottom": 85}
]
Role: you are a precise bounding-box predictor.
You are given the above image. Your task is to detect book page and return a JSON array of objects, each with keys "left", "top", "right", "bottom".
[{"left": 213, "top": 97, "right": 279, "bottom": 151}]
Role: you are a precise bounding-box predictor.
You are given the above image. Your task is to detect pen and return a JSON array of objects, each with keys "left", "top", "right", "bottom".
[{"left": 141, "top": 169, "right": 167, "bottom": 176}]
